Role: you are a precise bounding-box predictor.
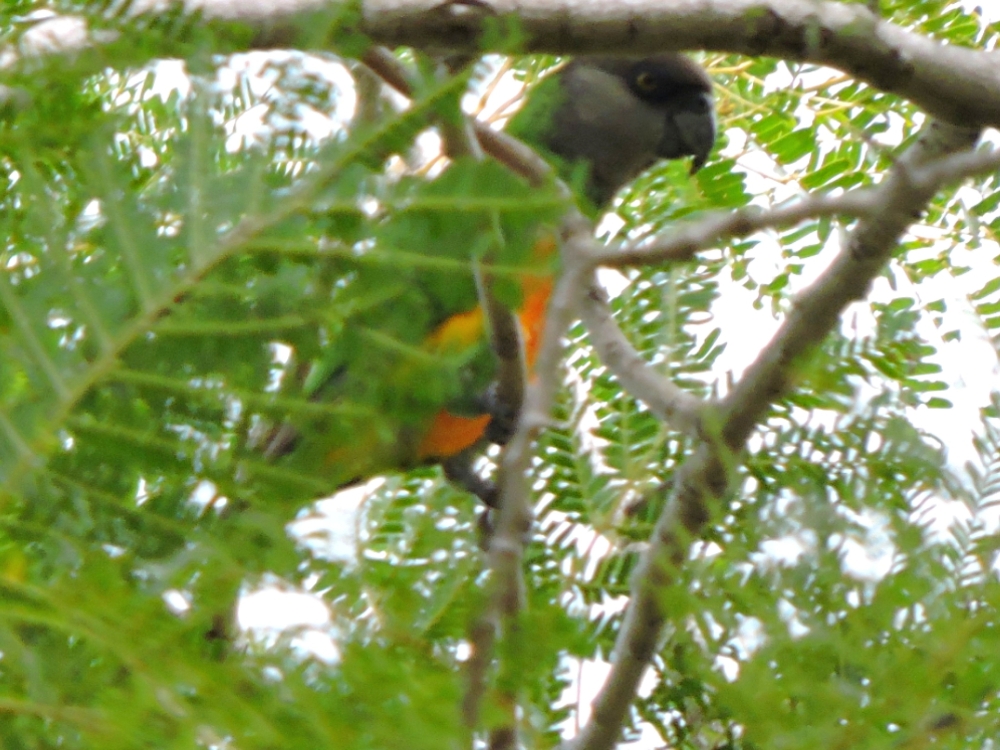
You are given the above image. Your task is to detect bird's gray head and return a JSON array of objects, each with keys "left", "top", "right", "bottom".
[
  {"left": 610, "top": 55, "right": 717, "bottom": 173},
  {"left": 538, "top": 54, "right": 716, "bottom": 208}
]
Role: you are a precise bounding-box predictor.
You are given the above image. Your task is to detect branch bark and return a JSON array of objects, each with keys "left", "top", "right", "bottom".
[
  {"left": 10, "top": 3, "right": 1000, "bottom": 128},
  {"left": 357, "top": 0, "right": 1000, "bottom": 126}
]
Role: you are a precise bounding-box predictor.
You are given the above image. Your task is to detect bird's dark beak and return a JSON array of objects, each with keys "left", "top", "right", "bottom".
[
  {"left": 686, "top": 106, "right": 716, "bottom": 174},
  {"left": 659, "top": 90, "right": 717, "bottom": 174}
]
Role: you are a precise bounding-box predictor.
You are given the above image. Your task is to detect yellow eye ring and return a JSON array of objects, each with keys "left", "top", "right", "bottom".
[{"left": 634, "top": 71, "right": 657, "bottom": 92}]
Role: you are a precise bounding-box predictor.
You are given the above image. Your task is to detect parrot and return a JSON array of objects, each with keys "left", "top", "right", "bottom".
[{"left": 260, "top": 54, "right": 716, "bottom": 502}]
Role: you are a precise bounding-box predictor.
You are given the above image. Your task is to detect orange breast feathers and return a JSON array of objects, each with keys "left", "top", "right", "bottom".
[{"left": 415, "top": 235, "right": 557, "bottom": 460}]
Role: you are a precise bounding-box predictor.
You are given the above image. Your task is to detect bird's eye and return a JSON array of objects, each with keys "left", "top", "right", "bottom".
[{"left": 634, "top": 71, "right": 658, "bottom": 92}]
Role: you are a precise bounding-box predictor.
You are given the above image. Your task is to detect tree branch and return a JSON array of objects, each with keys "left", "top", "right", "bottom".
[
  {"left": 579, "top": 281, "right": 704, "bottom": 438},
  {"left": 361, "top": 0, "right": 1000, "bottom": 127},
  {"left": 564, "top": 118, "right": 982, "bottom": 750},
  {"left": 599, "top": 190, "right": 875, "bottom": 268},
  {"left": 598, "top": 141, "right": 1000, "bottom": 270},
  {"left": 12, "top": 3, "right": 1000, "bottom": 129},
  {"left": 722, "top": 120, "right": 982, "bottom": 446},
  {"left": 484, "top": 216, "right": 597, "bottom": 748}
]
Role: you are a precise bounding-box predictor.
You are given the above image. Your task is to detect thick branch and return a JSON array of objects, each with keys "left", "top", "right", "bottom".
[
  {"left": 12, "top": 2, "right": 1000, "bottom": 129},
  {"left": 362, "top": 0, "right": 1000, "bottom": 127}
]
